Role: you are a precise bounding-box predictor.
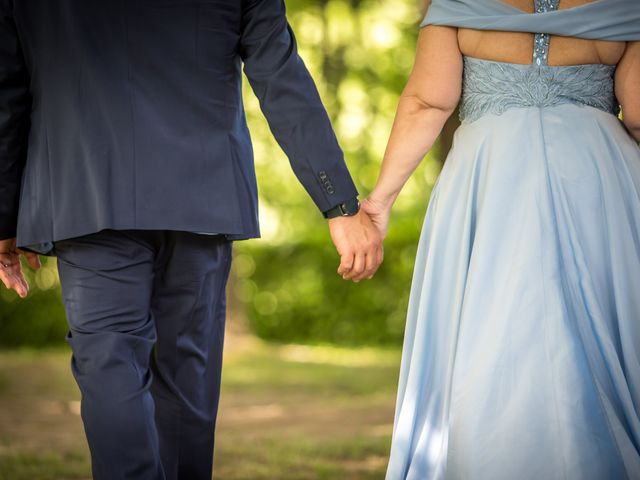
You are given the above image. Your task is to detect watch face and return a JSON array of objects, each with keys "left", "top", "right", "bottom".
[{"left": 343, "top": 198, "right": 360, "bottom": 216}]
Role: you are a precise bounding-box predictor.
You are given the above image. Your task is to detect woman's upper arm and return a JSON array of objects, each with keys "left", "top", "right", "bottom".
[
  {"left": 401, "top": 25, "right": 463, "bottom": 114},
  {"left": 616, "top": 41, "right": 640, "bottom": 131}
]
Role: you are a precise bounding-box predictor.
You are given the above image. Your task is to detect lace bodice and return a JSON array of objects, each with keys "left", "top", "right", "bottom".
[
  {"left": 459, "top": 0, "right": 619, "bottom": 123},
  {"left": 460, "top": 59, "right": 618, "bottom": 123}
]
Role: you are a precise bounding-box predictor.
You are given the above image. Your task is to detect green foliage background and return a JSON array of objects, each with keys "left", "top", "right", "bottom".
[{"left": 0, "top": 0, "right": 445, "bottom": 347}]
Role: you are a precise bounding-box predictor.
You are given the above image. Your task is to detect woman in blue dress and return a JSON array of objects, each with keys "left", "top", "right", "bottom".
[{"left": 361, "top": 1, "right": 640, "bottom": 478}]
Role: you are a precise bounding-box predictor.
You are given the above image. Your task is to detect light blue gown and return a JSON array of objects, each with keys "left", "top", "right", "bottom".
[{"left": 385, "top": 1, "right": 640, "bottom": 479}]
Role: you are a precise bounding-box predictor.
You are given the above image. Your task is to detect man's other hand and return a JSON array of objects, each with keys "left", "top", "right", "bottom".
[
  {"left": 0, "top": 238, "right": 41, "bottom": 298},
  {"left": 328, "top": 211, "right": 384, "bottom": 282}
]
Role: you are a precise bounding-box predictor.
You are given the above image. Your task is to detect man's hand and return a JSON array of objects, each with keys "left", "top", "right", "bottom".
[
  {"left": 328, "top": 210, "right": 383, "bottom": 282},
  {"left": 0, "top": 237, "right": 41, "bottom": 298}
]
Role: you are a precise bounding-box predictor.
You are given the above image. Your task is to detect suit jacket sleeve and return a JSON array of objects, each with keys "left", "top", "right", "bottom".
[
  {"left": 0, "top": 0, "right": 31, "bottom": 240},
  {"left": 240, "top": 0, "right": 359, "bottom": 212}
]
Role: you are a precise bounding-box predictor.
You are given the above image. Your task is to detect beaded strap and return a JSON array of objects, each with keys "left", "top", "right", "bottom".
[{"left": 533, "top": 0, "right": 561, "bottom": 66}]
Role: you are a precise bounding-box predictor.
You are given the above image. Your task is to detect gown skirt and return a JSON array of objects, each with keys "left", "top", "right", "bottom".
[{"left": 385, "top": 103, "right": 640, "bottom": 480}]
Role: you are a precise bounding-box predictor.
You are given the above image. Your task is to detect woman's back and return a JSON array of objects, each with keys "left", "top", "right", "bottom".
[
  {"left": 405, "top": 1, "right": 639, "bottom": 139},
  {"left": 437, "top": 0, "right": 640, "bottom": 127},
  {"left": 453, "top": 0, "right": 621, "bottom": 123},
  {"left": 457, "top": 0, "right": 626, "bottom": 66}
]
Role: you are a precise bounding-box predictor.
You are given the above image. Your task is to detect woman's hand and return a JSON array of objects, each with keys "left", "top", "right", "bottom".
[
  {"left": 361, "top": 196, "right": 393, "bottom": 240},
  {"left": 0, "top": 237, "right": 41, "bottom": 298}
]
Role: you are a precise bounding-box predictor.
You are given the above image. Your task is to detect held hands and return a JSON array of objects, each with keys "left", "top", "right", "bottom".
[
  {"left": 328, "top": 210, "right": 384, "bottom": 282},
  {"left": 360, "top": 195, "right": 392, "bottom": 240},
  {"left": 0, "top": 237, "right": 41, "bottom": 298}
]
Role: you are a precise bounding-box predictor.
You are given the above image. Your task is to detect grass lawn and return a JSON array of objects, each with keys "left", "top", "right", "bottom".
[{"left": 0, "top": 335, "right": 401, "bottom": 479}]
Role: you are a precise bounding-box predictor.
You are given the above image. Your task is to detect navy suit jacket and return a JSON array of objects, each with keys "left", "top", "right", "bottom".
[{"left": 0, "top": 0, "right": 358, "bottom": 248}]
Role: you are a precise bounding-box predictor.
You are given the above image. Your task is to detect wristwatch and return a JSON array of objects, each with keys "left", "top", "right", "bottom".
[{"left": 322, "top": 197, "right": 361, "bottom": 219}]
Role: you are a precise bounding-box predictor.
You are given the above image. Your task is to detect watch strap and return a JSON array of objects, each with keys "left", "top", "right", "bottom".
[{"left": 322, "top": 197, "right": 360, "bottom": 219}]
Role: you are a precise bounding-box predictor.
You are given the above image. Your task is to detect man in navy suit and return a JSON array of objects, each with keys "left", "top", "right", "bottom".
[{"left": 0, "top": 0, "right": 383, "bottom": 478}]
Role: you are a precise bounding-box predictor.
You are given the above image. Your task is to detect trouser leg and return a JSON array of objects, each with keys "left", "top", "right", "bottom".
[
  {"left": 149, "top": 231, "right": 233, "bottom": 480},
  {"left": 55, "top": 229, "right": 164, "bottom": 480}
]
